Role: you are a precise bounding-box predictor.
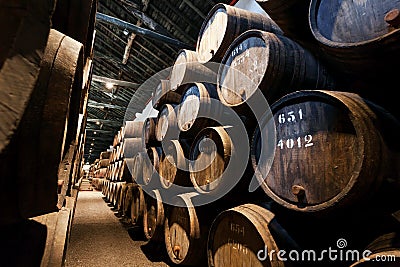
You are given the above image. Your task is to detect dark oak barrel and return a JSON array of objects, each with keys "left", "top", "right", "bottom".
[
  {"left": 123, "top": 120, "right": 144, "bottom": 139},
  {"left": 189, "top": 126, "right": 231, "bottom": 194},
  {"left": 96, "top": 167, "right": 107, "bottom": 179},
  {"left": 142, "top": 146, "right": 162, "bottom": 186},
  {"left": 208, "top": 203, "right": 297, "bottom": 267},
  {"left": 350, "top": 232, "right": 400, "bottom": 266},
  {"left": 51, "top": 0, "right": 98, "bottom": 60},
  {"left": 164, "top": 194, "right": 221, "bottom": 266},
  {"left": 143, "top": 189, "right": 165, "bottom": 243},
  {"left": 123, "top": 183, "right": 135, "bottom": 218},
  {"left": 177, "top": 82, "right": 220, "bottom": 136},
  {"left": 1, "top": 27, "right": 85, "bottom": 223},
  {"left": 159, "top": 139, "right": 192, "bottom": 189},
  {"left": 142, "top": 117, "right": 158, "bottom": 147},
  {"left": 118, "top": 158, "right": 135, "bottom": 183},
  {"left": 251, "top": 90, "right": 400, "bottom": 213},
  {"left": 169, "top": 49, "right": 216, "bottom": 92},
  {"left": 99, "top": 158, "right": 109, "bottom": 168},
  {"left": 130, "top": 184, "right": 145, "bottom": 227},
  {"left": 309, "top": 0, "right": 400, "bottom": 79},
  {"left": 100, "top": 151, "right": 111, "bottom": 160},
  {"left": 152, "top": 79, "right": 181, "bottom": 110},
  {"left": 112, "top": 182, "right": 125, "bottom": 208},
  {"left": 102, "top": 179, "right": 109, "bottom": 196},
  {"left": 196, "top": 3, "right": 283, "bottom": 64},
  {"left": 132, "top": 152, "right": 146, "bottom": 184},
  {"left": 155, "top": 103, "right": 179, "bottom": 142},
  {"left": 255, "top": 0, "right": 317, "bottom": 49},
  {"left": 121, "top": 137, "right": 144, "bottom": 159},
  {"left": 117, "top": 182, "right": 129, "bottom": 213},
  {"left": 217, "top": 30, "right": 336, "bottom": 110}
]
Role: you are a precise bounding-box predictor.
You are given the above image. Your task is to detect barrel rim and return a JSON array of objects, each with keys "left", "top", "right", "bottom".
[
  {"left": 309, "top": 0, "right": 400, "bottom": 48},
  {"left": 217, "top": 29, "right": 272, "bottom": 107},
  {"left": 195, "top": 3, "right": 230, "bottom": 63}
]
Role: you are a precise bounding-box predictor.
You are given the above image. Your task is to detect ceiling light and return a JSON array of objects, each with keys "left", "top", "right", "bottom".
[
  {"left": 105, "top": 82, "right": 114, "bottom": 89},
  {"left": 94, "top": 131, "right": 97, "bottom": 135},
  {"left": 96, "top": 121, "right": 101, "bottom": 125},
  {"left": 91, "top": 143, "right": 94, "bottom": 146},
  {"left": 123, "top": 29, "right": 129, "bottom": 35}
]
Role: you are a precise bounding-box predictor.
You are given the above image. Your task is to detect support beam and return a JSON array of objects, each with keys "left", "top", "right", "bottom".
[
  {"left": 96, "top": 12, "right": 193, "bottom": 49},
  {"left": 87, "top": 100, "right": 127, "bottom": 110},
  {"left": 182, "top": 0, "right": 206, "bottom": 19},
  {"left": 85, "top": 129, "right": 115, "bottom": 133},
  {"left": 92, "top": 75, "right": 140, "bottom": 88},
  {"left": 86, "top": 118, "right": 123, "bottom": 126}
]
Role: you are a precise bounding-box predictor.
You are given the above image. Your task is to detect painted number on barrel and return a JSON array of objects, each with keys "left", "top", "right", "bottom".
[
  {"left": 277, "top": 135, "right": 314, "bottom": 149},
  {"left": 278, "top": 109, "right": 304, "bottom": 124}
]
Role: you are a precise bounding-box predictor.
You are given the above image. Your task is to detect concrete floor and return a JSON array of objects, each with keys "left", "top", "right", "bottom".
[{"left": 64, "top": 190, "right": 172, "bottom": 267}]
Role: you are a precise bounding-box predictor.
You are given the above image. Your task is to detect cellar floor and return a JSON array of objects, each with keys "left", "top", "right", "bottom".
[{"left": 64, "top": 190, "right": 171, "bottom": 267}]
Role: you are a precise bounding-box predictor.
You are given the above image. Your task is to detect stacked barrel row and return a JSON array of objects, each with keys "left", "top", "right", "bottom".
[
  {"left": 0, "top": 0, "right": 97, "bottom": 266},
  {"left": 104, "top": 2, "right": 399, "bottom": 266},
  {"left": 0, "top": 0, "right": 97, "bottom": 225}
]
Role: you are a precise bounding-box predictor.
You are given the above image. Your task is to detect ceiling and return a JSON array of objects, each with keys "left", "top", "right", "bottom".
[{"left": 84, "top": 0, "right": 234, "bottom": 163}]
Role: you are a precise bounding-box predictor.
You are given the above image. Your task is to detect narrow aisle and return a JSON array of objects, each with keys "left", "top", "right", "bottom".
[{"left": 64, "top": 190, "right": 171, "bottom": 267}]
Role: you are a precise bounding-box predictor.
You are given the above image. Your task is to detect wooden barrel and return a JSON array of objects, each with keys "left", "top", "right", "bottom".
[
  {"left": 102, "top": 179, "right": 109, "bottom": 196},
  {"left": 142, "top": 117, "right": 158, "bottom": 147},
  {"left": 189, "top": 126, "right": 231, "bottom": 194},
  {"left": 255, "top": 0, "right": 317, "bottom": 49},
  {"left": 217, "top": 30, "right": 336, "bottom": 110},
  {"left": 251, "top": 90, "right": 400, "bottom": 213},
  {"left": 159, "top": 139, "right": 192, "bottom": 189},
  {"left": 169, "top": 49, "right": 216, "bottom": 92},
  {"left": 108, "top": 162, "right": 116, "bottom": 182},
  {"left": 121, "top": 137, "right": 144, "bottom": 159},
  {"left": 132, "top": 152, "right": 145, "bottom": 184},
  {"left": 208, "top": 203, "right": 298, "bottom": 267},
  {"left": 142, "top": 146, "right": 162, "bottom": 186},
  {"left": 177, "top": 82, "right": 220, "bottom": 136},
  {"left": 106, "top": 181, "right": 114, "bottom": 203},
  {"left": 1, "top": 27, "right": 86, "bottom": 223},
  {"left": 118, "top": 158, "right": 135, "bottom": 183},
  {"left": 123, "top": 120, "right": 144, "bottom": 139},
  {"left": 309, "top": 0, "right": 400, "bottom": 79},
  {"left": 99, "top": 158, "right": 109, "bottom": 168},
  {"left": 155, "top": 104, "right": 179, "bottom": 142},
  {"left": 112, "top": 182, "right": 125, "bottom": 208},
  {"left": 152, "top": 79, "right": 181, "bottom": 110},
  {"left": 117, "top": 182, "right": 129, "bottom": 213},
  {"left": 350, "top": 232, "right": 400, "bottom": 266},
  {"left": 143, "top": 189, "right": 165, "bottom": 243},
  {"left": 110, "top": 182, "right": 118, "bottom": 206},
  {"left": 123, "top": 183, "right": 135, "bottom": 218},
  {"left": 97, "top": 167, "right": 107, "bottom": 179},
  {"left": 130, "top": 184, "right": 145, "bottom": 227},
  {"left": 196, "top": 3, "right": 283, "bottom": 64},
  {"left": 164, "top": 194, "right": 224, "bottom": 266},
  {"left": 100, "top": 151, "right": 111, "bottom": 159},
  {"left": 51, "top": 0, "right": 98, "bottom": 60}
]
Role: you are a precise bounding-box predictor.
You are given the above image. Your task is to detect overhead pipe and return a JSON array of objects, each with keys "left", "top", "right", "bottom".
[{"left": 96, "top": 12, "right": 194, "bottom": 49}]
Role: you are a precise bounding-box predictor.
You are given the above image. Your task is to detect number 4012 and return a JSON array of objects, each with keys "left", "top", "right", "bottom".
[{"left": 277, "top": 135, "right": 314, "bottom": 149}]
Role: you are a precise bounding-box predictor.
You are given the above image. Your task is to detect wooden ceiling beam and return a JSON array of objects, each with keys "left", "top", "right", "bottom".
[{"left": 96, "top": 12, "right": 193, "bottom": 49}]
